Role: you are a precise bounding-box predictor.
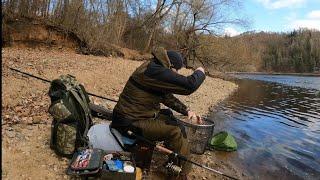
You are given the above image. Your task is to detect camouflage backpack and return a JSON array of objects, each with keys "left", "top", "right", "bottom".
[{"left": 48, "top": 75, "right": 93, "bottom": 158}]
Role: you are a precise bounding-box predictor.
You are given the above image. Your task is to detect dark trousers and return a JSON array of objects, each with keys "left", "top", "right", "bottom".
[{"left": 131, "top": 110, "right": 191, "bottom": 174}]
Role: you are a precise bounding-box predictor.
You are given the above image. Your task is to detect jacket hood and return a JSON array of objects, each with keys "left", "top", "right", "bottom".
[{"left": 151, "top": 47, "right": 171, "bottom": 68}]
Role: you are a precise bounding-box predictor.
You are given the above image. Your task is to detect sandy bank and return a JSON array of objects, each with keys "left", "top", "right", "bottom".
[{"left": 2, "top": 47, "right": 239, "bottom": 180}]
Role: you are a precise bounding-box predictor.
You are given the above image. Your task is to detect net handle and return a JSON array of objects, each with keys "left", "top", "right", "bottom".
[{"left": 177, "top": 117, "right": 215, "bottom": 128}]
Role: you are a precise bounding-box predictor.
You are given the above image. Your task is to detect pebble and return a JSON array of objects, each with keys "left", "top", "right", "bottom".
[
  {"left": 6, "top": 131, "right": 15, "bottom": 138},
  {"left": 15, "top": 133, "right": 25, "bottom": 140},
  {"left": 20, "top": 110, "right": 30, "bottom": 117},
  {"left": 14, "top": 126, "right": 22, "bottom": 132},
  {"left": 13, "top": 115, "right": 20, "bottom": 122},
  {"left": 7, "top": 127, "right": 13, "bottom": 131},
  {"left": 53, "top": 165, "right": 58, "bottom": 172},
  {"left": 32, "top": 116, "right": 42, "bottom": 124},
  {"left": 15, "top": 106, "right": 23, "bottom": 112}
]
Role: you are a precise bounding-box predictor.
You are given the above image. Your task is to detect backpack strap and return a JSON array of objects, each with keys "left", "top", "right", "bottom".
[
  {"left": 69, "top": 90, "right": 91, "bottom": 145},
  {"left": 76, "top": 86, "right": 92, "bottom": 119}
]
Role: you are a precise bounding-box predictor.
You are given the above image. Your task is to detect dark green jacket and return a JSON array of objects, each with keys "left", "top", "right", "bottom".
[{"left": 112, "top": 47, "right": 205, "bottom": 127}]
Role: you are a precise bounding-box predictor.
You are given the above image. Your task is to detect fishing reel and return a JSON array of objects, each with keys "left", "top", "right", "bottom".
[{"left": 165, "top": 161, "right": 182, "bottom": 176}]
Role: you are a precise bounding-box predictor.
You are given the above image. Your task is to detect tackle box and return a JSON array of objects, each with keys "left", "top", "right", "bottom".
[{"left": 67, "top": 148, "right": 136, "bottom": 180}]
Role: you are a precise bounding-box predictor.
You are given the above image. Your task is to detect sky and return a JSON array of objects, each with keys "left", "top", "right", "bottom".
[{"left": 224, "top": 0, "right": 320, "bottom": 36}]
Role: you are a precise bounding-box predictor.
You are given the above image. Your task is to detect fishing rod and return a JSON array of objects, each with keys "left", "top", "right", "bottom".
[
  {"left": 9, "top": 67, "right": 118, "bottom": 103},
  {"left": 127, "top": 130, "right": 239, "bottom": 180}
]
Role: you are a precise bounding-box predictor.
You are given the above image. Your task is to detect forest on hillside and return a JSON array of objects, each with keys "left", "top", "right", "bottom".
[
  {"left": 238, "top": 30, "right": 320, "bottom": 73},
  {"left": 2, "top": 0, "right": 320, "bottom": 73}
]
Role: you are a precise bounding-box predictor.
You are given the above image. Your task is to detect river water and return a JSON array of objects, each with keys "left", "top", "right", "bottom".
[{"left": 211, "top": 74, "right": 320, "bottom": 180}]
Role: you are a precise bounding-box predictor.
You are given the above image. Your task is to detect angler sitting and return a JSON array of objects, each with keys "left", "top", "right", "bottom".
[{"left": 111, "top": 47, "right": 206, "bottom": 177}]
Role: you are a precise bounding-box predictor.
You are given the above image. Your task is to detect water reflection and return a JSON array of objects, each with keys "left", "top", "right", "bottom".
[
  {"left": 232, "top": 74, "right": 320, "bottom": 90},
  {"left": 211, "top": 76, "right": 320, "bottom": 180}
]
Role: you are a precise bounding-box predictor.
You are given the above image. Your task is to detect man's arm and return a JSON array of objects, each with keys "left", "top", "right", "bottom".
[
  {"left": 162, "top": 94, "right": 189, "bottom": 115},
  {"left": 141, "top": 62, "right": 206, "bottom": 95},
  {"left": 162, "top": 94, "right": 203, "bottom": 124}
]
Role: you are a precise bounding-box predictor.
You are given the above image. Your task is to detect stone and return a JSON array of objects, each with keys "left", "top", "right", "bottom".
[
  {"left": 15, "top": 132, "right": 25, "bottom": 140},
  {"left": 26, "top": 117, "right": 33, "bottom": 125},
  {"left": 14, "top": 126, "right": 23, "bottom": 132},
  {"left": 12, "top": 116, "right": 20, "bottom": 123},
  {"left": 7, "top": 127, "right": 13, "bottom": 131},
  {"left": 15, "top": 106, "right": 23, "bottom": 112},
  {"left": 53, "top": 165, "right": 58, "bottom": 172},
  {"left": 32, "top": 116, "right": 42, "bottom": 124},
  {"left": 6, "top": 131, "right": 15, "bottom": 138}
]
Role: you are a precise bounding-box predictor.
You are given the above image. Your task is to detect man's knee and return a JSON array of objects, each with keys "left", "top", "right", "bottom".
[
  {"left": 167, "top": 126, "right": 184, "bottom": 141},
  {"left": 166, "top": 126, "right": 189, "bottom": 153}
]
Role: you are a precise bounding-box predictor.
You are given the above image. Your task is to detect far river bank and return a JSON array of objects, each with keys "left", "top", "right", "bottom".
[{"left": 228, "top": 72, "right": 320, "bottom": 77}]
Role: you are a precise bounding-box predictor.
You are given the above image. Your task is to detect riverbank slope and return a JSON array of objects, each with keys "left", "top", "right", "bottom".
[{"left": 2, "top": 47, "right": 240, "bottom": 179}]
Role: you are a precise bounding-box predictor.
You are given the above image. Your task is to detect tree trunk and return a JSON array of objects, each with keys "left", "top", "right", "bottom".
[{"left": 144, "top": 27, "right": 156, "bottom": 52}]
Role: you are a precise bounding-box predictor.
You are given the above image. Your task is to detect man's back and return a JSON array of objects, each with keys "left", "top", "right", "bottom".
[{"left": 112, "top": 47, "right": 205, "bottom": 127}]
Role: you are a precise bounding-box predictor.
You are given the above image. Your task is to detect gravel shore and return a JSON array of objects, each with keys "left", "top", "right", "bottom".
[{"left": 2, "top": 47, "right": 240, "bottom": 179}]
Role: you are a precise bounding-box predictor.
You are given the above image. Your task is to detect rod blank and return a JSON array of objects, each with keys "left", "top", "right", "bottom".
[{"left": 9, "top": 67, "right": 118, "bottom": 103}]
